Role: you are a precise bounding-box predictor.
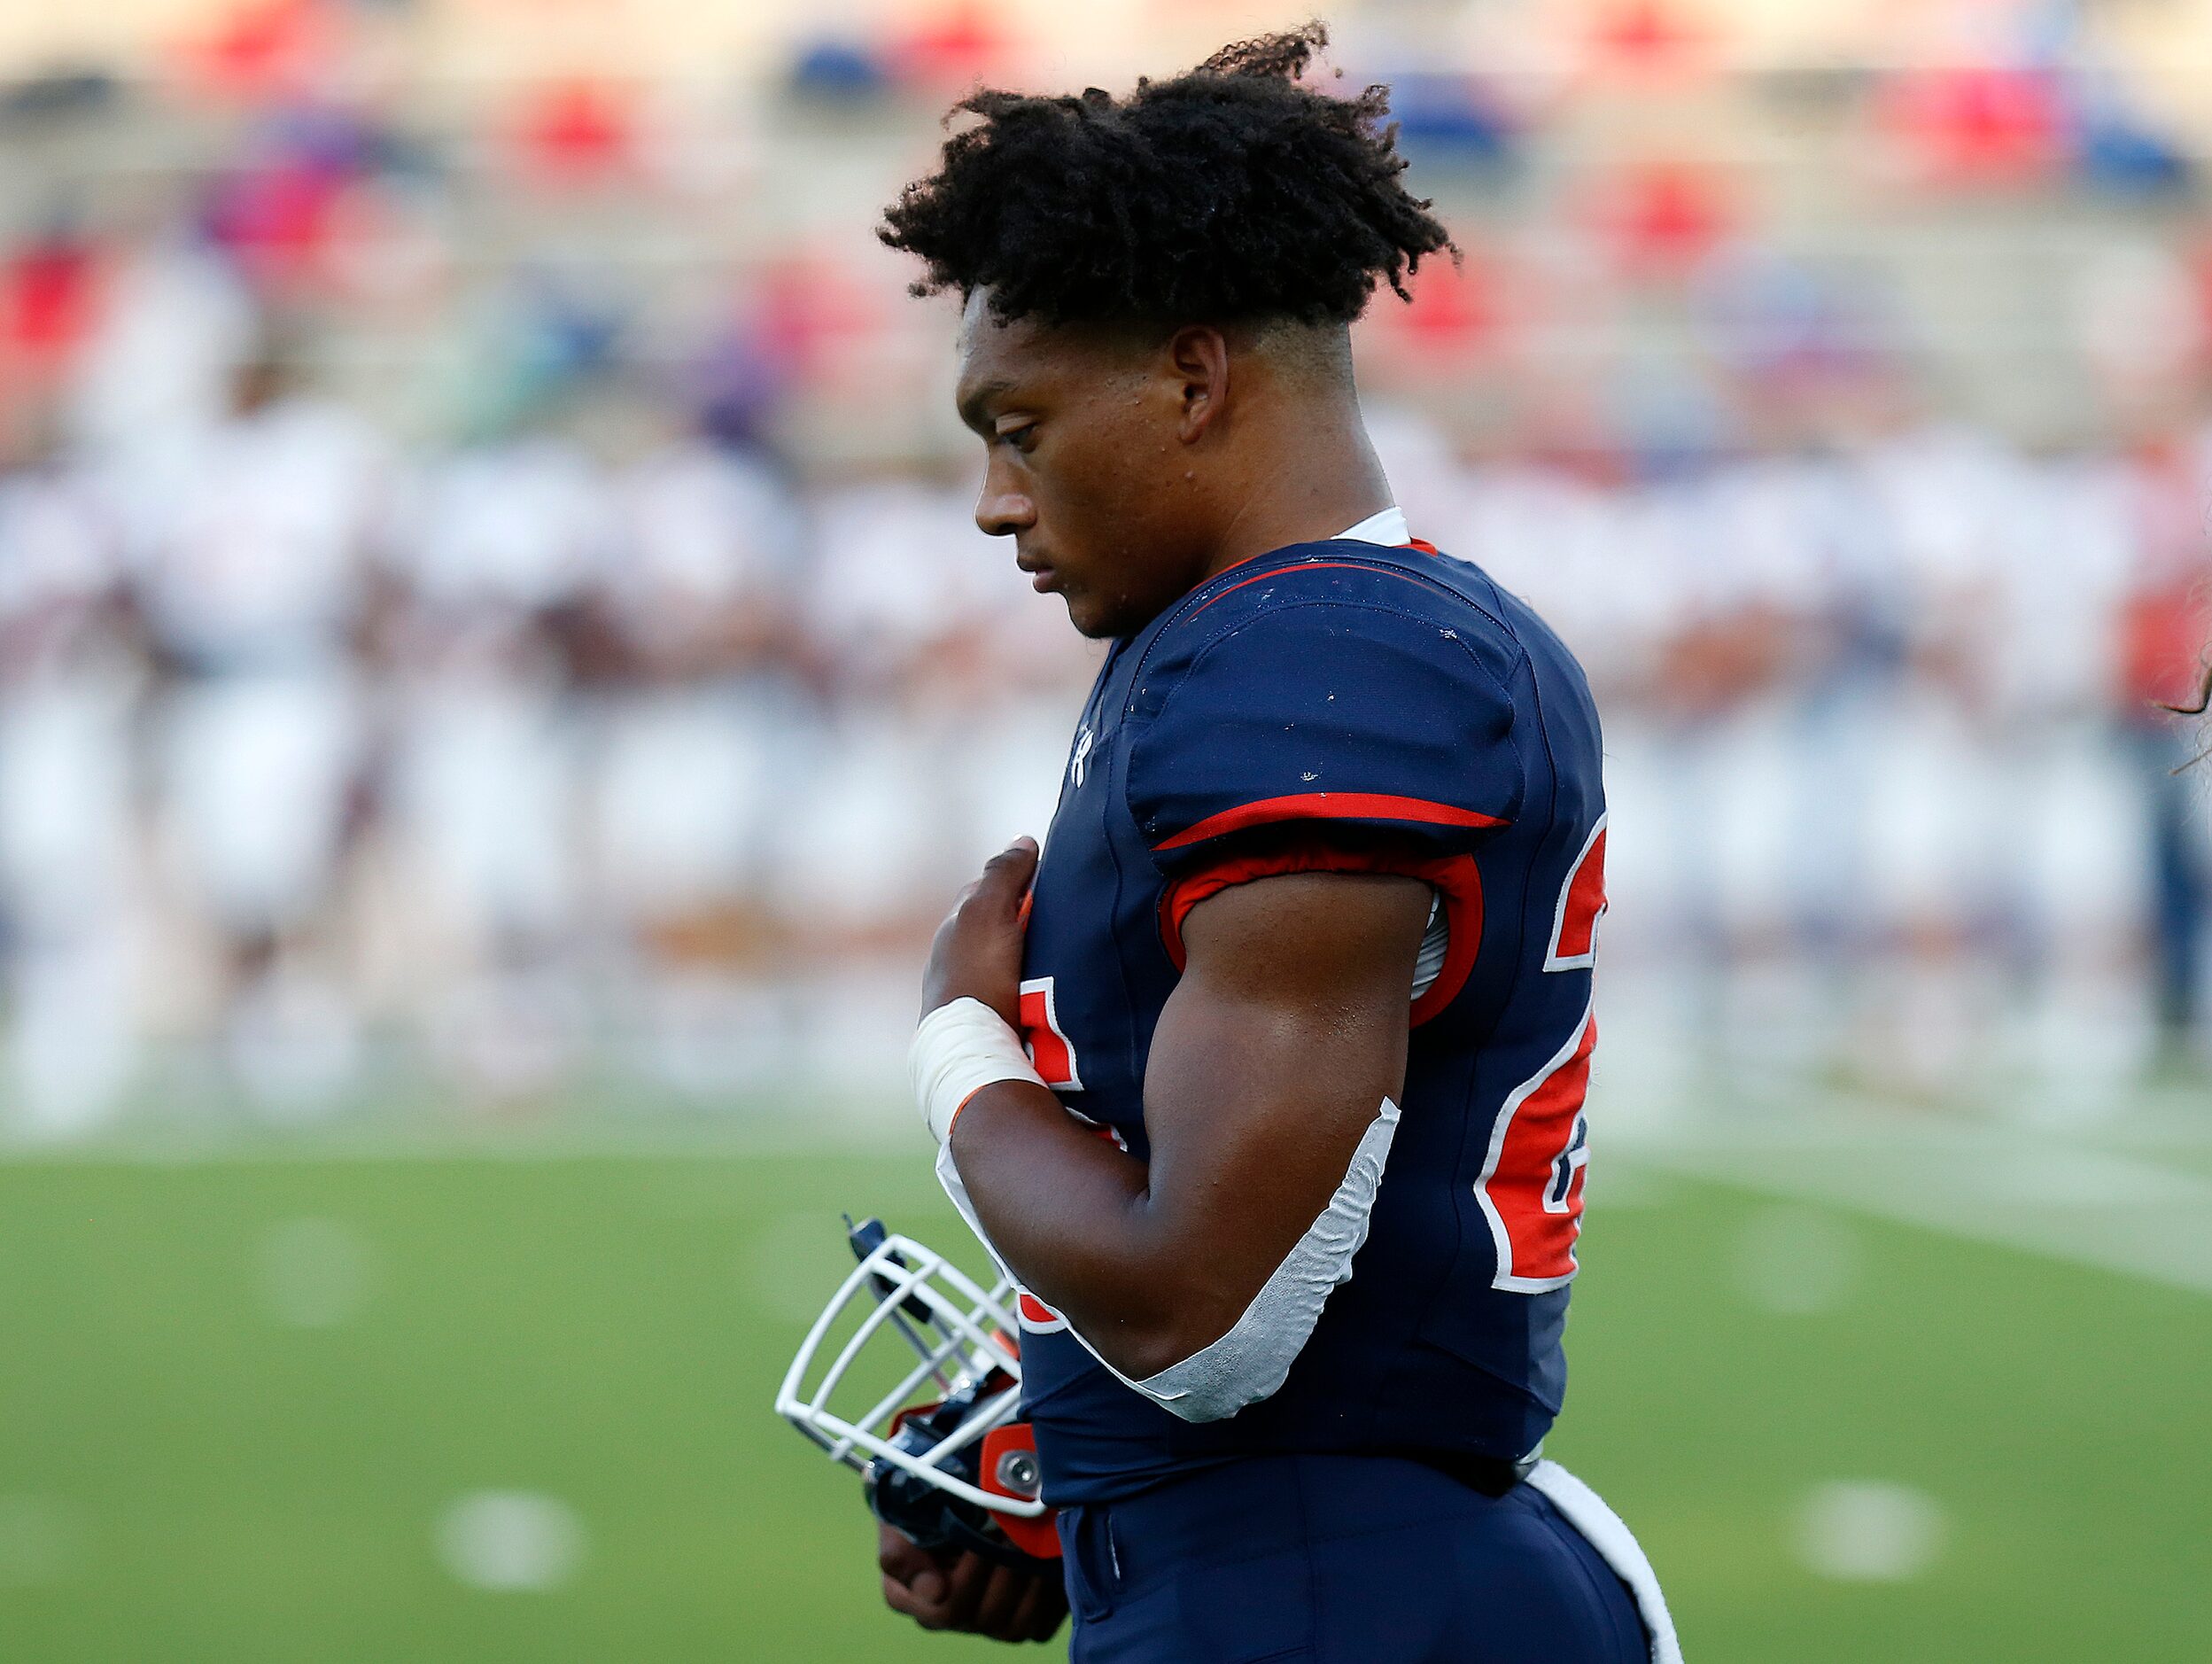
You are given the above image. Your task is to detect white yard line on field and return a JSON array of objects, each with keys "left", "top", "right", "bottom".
[{"left": 1618, "top": 1092, "right": 2212, "bottom": 1296}]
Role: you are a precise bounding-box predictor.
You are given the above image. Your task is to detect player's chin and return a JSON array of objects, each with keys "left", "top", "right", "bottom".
[
  {"left": 1061, "top": 578, "right": 1159, "bottom": 639},
  {"left": 1061, "top": 589, "right": 1120, "bottom": 639}
]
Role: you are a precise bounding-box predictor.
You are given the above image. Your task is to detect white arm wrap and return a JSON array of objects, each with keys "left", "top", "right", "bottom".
[
  {"left": 918, "top": 999, "right": 1401, "bottom": 1427},
  {"left": 1123, "top": 1095, "right": 1401, "bottom": 1423},
  {"left": 942, "top": 1100, "right": 1402, "bottom": 1425},
  {"left": 909, "top": 997, "right": 1046, "bottom": 1145}
]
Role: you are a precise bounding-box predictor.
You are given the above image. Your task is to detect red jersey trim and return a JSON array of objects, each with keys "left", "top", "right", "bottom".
[
  {"left": 1191, "top": 556, "right": 1461, "bottom": 618},
  {"left": 1203, "top": 533, "right": 1441, "bottom": 585},
  {"left": 1153, "top": 791, "right": 1508, "bottom": 852},
  {"left": 1158, "top": 842, "right": 1486, "bottom": 1026}
]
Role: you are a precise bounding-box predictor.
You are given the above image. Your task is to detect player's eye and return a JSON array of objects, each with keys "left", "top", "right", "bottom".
[{"left": 995, "top": 422, "right": 1038, "bottom": 455}]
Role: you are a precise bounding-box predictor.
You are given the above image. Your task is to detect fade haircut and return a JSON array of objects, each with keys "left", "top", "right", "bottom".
[{"left": 879, "top": 22, "right": 1456, "bottom": 331}]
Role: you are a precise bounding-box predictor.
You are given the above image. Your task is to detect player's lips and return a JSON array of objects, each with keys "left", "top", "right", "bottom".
[{"left": 1017, "top": 555, "right": 1059, "bottom": 593}]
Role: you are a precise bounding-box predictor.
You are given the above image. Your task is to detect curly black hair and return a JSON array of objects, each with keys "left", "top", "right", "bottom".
[{"left": 880, "top": 22, "right": 1455, "bottom": 329}]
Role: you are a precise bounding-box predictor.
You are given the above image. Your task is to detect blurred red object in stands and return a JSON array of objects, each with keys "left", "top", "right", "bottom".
[
  {"left": 206, "top": 162, "right": 346, "bottom": 292},
  {"left": 1, "top": 238, "right": 101, "bottom": 375},
  {"left": 1588, "top": 0, "right": 1711, "bottom": 76},
  {"left": 514, "top": 81, "right": 636, "bottom": 185},
  {"left": 1370, "top": 249, "right": 1507, "bottom": 375},
  {"left": 892, "top": 0, "right": 1012, "bottom": 89},
  {"left": 1879, "top": 67, "right": 2066, "bottom": 189},
  {"left": 1596, "top": 161, "right": 1734, "bottom": 276},
  {"left": 178, "top": 0, "right": 336, "bottom": 102}
]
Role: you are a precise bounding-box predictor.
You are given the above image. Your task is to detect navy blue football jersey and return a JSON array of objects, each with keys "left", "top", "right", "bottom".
[{"left": 1009, "top": 533, "right": 1609, "bottom": 1505}]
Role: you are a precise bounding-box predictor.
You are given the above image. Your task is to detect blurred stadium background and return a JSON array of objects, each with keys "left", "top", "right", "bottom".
[{"left": 1, "top": 0, "right": 2208, "bottom": 1658}]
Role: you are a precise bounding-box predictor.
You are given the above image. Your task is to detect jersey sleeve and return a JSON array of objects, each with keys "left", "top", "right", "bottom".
[{"left": 1125, "top": 600, "right": 1525, "bottom": 875}]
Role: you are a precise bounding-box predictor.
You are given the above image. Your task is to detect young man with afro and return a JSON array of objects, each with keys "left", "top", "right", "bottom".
[{"left": 888, "top": 26, "right": 1678, "bottom": 1661}]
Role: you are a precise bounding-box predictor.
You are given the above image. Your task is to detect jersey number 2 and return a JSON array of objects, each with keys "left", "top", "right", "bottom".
[{"left": 1479, "top": 820, "right": 1606, "bottom": 1292}]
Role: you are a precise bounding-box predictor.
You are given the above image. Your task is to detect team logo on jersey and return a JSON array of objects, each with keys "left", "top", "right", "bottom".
[{"left": 1068, "top": 725, "right": 1094, "bottom": 789}]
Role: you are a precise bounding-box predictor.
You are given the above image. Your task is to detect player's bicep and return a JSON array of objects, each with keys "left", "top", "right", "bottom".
[
  {"left": 1129, "top": 869, "right": 1429, "bottom": 1409},
  {"left": 1151, "top": 867, "right": 1430, "bottom": 1141}
]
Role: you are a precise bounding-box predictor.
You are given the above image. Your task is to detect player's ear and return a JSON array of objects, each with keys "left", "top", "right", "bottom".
[{"left": 1166, "top": 325, "right": 1230, "bottom": 445}]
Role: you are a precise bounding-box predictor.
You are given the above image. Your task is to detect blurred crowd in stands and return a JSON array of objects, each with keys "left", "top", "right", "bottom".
[{"left": 0, "top": 0, "right": 2208, "bottom": 1131}]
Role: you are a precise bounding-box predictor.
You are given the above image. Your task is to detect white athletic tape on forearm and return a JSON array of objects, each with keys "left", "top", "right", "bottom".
[{"left": 909, "top": 997, "right": 1047, "bottom": 1145}]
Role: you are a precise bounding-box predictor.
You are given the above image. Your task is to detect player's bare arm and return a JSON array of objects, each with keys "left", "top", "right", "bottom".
[{"left": 927, "top": 838, "right": 1432, "bottom": 1380}]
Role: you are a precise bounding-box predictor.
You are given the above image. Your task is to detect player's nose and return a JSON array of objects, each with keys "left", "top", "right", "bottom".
[{"left": 974, "top": 471, "right": 1036, "bottom": 539}]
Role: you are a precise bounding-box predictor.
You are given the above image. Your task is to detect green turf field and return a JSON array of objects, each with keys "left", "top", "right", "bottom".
[{"left": 0, "top": 1142, "right": 2206, "bottom": 1661}]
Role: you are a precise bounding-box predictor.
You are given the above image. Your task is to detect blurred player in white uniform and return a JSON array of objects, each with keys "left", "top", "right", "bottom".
[
  {"left": 380, "top": 426, "right": 608, "bottom": 1095},
  {"left": 781, "top": 475, "right": 1002, "bottom": 939},
  {"left": 591, "top": 425, "right": 805, "bottom": 1089},
  {"left": 0, "top": 444, "right": 143, "bottom": 1132},
  {"left": 124, "top": 354, "right": 384, "bottom": 1110}
]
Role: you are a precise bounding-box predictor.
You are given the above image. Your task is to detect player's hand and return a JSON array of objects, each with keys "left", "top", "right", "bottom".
[
  {"left": 877, "top": 1523, "right": 1068, "bottom": 1644},
  {"left": 920, "top": 837, "right": 1038, "bottom": 1026}
]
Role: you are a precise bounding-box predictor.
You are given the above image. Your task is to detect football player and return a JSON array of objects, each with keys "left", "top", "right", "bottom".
[{"left": 882, "top": 27, "right": 1676, "bottom": 1660}]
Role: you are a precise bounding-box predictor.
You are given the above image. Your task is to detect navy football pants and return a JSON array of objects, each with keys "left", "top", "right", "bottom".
[{"left": 1055, "top": 1454, "right": 1647, "bottom": 1664}]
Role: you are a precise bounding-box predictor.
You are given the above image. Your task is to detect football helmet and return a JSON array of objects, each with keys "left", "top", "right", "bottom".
[{"left": 774, "top": 1217, "right": 1060, "bottom": 1568}]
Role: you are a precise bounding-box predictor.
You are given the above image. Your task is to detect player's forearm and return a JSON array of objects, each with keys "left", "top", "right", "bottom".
[
  {"left": 920, "top": 861, "right": 1422, "bottom": 1388},
  {"left": 947, "top": 1083, "right": 1225, "bottom": 1380}
]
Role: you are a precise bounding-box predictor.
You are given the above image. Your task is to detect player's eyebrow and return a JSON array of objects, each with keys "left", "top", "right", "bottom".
[{"left": 956, "top": 377, "right": 1017, "bottom": 435}]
